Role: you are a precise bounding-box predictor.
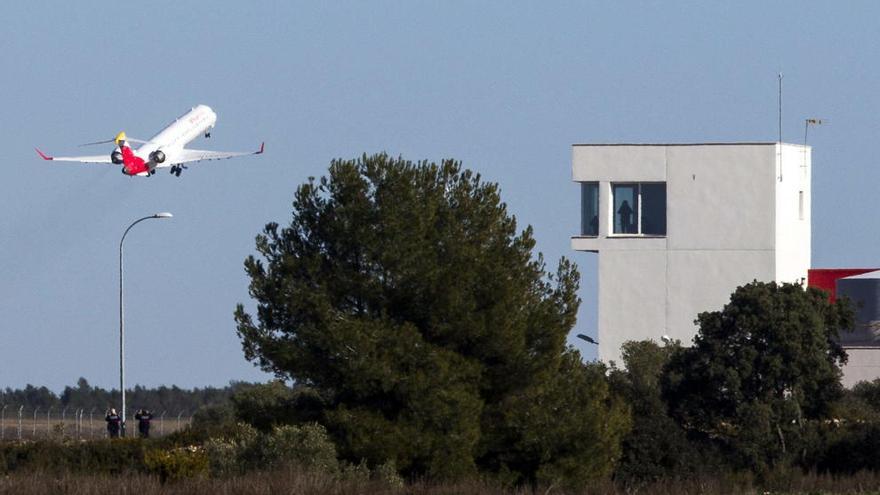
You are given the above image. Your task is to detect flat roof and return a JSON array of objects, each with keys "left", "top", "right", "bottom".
[
  {"left": 572, "top": 142, "right": 807, "bottom": 147},
  {"left": 844, "top": 270, "right": 880, "bottom": 280}
]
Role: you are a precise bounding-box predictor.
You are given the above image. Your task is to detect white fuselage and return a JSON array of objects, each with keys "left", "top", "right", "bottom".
[{"left": 132, "top": 104, "right": 217, "bottom": 168}]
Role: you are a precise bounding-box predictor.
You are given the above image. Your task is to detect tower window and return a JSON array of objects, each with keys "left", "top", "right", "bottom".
[
  {"left": 799, "top": 191, "right": 804, "bottom": 220},
  {"left": 580, "top": 182, "right": 599, "bottom": 236},
  {"left": 612, "top": 182, "right": 666, "bottom": 236}
]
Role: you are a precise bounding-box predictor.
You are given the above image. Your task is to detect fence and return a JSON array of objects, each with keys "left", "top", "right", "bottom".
[{"left": 0, "top": 405, "right": 191, "bottom": 441}]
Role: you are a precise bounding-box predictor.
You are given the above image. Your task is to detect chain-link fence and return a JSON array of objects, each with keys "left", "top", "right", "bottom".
[{"left": 0, "top": 405, "right": 191, "bottom": 441}]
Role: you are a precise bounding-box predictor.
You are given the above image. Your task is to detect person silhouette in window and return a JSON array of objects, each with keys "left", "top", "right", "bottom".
[{"left": 618, "top": 200, "right": 634, "bottom": 233}]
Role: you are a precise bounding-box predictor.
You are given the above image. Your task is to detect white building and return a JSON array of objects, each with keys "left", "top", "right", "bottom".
[
  {"left": 814, "top": 269, "right": 880, "bottom": 387},
  {"left": 571, "top": 143, "right": 811, "bottom": 365}
]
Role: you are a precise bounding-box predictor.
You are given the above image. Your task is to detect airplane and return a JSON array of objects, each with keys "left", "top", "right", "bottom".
[{"left": 35, "top": 105, "right": 263, "bottom": 177}]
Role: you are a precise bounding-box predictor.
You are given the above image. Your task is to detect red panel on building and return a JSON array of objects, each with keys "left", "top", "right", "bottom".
[{"left": 808, "top": 268, "right": 879, "bottom": 302}]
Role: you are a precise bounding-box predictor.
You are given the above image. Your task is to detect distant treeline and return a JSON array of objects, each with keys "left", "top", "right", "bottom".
[{"left": 0, "top": 378, "right": 255, "bottom": 413}]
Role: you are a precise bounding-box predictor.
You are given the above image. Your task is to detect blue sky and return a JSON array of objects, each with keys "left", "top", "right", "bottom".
[{"left": 2, "top": 2, "right": 879, "bottom": 391}]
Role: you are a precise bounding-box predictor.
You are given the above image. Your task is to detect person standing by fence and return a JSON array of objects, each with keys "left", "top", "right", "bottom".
[
  {"left": 105, "top": 408, "right": 121, "bottom": 438},
  {"left": 135, "top": 409, "right": 153, "bottom": 438}
]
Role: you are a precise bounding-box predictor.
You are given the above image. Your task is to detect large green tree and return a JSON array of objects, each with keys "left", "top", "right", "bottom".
[
  {"left": 662, "top": 281, "right": 854, "bottom": 471},
  {"left": 610, "top": 340, "right": 714, "bottom": 484},
  {"left": 235, "top": 154, "right": 629, "bottom": 483}
]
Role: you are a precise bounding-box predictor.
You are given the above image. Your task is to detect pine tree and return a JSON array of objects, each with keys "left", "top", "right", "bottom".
[{"left": 235, "top": 154, "right": 629, "bottom": 483}]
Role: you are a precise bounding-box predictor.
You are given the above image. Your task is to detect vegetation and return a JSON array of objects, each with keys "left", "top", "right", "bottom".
[
  {"left": 234, "top": 154, "right": 630, "bottom": 486},
  {"left": 8, "top": 157, "right": 880, "bottom": 493},
  {"left": 662, "top": 281, "right": 854, "bottom": 474},
  {"left": 608, "top": 340, "right": 718, "bottom": 484},
  {"left": 0, "top": 378, "right": 250, "bottom": 413}
]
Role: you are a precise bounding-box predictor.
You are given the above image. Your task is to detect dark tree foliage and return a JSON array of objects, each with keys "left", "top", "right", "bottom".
[
  {"left": 662, "top": 281, "right": 855, "bottom": 472},
  {"left": 850, "top": 378, "right": 880, "bottom": 411},
  {"left": 0, "top": 385, "right": 57, "bottom": 409},
  {"left": 235, "top": 154, "right": 629, "bottom": 483},
  {"left": 229, "top": 381, "right": 324, "bottom": 431},
  {"left": 610, "top": 340, "right": 718, "bottom": 484}
]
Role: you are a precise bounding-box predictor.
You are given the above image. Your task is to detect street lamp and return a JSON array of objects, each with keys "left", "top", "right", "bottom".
[
  {"left": 576, "top": 333, "right": 598, "bottom": 345},
  {"left": 119, "top": 212, "right": 172, "bottom": 437}
]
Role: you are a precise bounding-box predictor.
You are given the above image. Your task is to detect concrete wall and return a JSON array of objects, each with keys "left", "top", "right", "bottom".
[
  {"left": 775, "top": 144, "right": 811, "bottom": 284},
  {"left": 598, "top": 250, "right": 666, "bottom": 363},
  {"left": 665, "top": 250, "right": 775, "bottom": 344},
  {"left": 665, "top": 145, "right": 776, "bottom": 250},
  {"left": 572, "top": 143, "right": 811, "bottom": 365},
  {"left": 842, "top": 348, "right": 880, "bottom": 388}
]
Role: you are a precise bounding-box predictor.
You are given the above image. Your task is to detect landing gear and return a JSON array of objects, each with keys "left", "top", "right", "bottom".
[
  {"left": 204, "top": 130, "right": 211, "bottom": 138},
  {"left": 170, "top": 165, "right": 188, "bottom": 177}
]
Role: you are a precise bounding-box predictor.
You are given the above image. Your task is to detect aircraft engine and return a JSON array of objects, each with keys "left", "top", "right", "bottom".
[
  {"left": 110, "top": 150, "right": 124, "bottom": 164},
  {"left": 150, "top": 150, "right": 166, "bottom": 163}
]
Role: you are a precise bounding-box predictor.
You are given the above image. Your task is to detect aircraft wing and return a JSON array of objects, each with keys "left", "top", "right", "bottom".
[
  {"left": 34, "top": 148, "right": 114, "bottom": 164},
  {"left": 172, "top": 143, "right": 264, "bottom": 165}
]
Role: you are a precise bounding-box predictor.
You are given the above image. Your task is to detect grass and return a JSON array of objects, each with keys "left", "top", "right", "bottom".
[
  {"left": 4, "top": 469, "right": 880, "bottom": 495},
  {"left": 0, "top": 469, "right": 394, "bottom": 495}
]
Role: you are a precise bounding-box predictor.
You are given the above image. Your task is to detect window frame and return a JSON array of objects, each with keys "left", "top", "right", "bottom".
[
  {"left": 580, "top": 182, "right": 600, "bottom": 237},
  {"left": 610, "top": 181, "right": 666, "bottom": 237},
  {"left": 799, "top": 190, "right": 804, "bottom": 221}
]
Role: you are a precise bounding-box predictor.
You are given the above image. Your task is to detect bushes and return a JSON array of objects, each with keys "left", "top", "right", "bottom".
[
  {"left": 0, "top": 439, "right": 146, "bottom": 475},
  {"left": 202, "top": 422, "right": 258, "bottom": 475},
  {"left": 188, "top": 403, "right": 236, "bottom": 437},
  {"left": 261, "top": 424, "right": 339, "bottom": 472},
  {"left": 204, "top": 423, "right": 339, "bottom": 476},
  {"left": 143, "top": 446, "right": 209, "bottom": 482},
  {"left": 0, "top": 422, "right": 399, "bottom": 486},
  {"left": 810, "top": 422, "right": 880, "bottom": 474}
]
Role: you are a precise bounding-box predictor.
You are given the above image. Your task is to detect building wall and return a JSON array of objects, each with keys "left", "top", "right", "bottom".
[
  {"left": 842, "top": 349, "right": 880, "bottom": 388},
  {"left": 808, "top": 269, "right": 880, "bottom": 388},
  {"left": 598, "top": 250, "right": 666, "bottom": 363},
  {"left": 665, "top": 145, "right": 776, "bottom": 251},
  {"left": 775, "top": 144, "right": 811, "bottom": 284},
  {"left": 572, "top": 143, "right": 811, "bottom": 365},
  {"left": 665, "top": 250, "right": 775, "bottom": 346}
]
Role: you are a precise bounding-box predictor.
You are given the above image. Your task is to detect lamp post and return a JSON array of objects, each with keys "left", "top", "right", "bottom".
[{"left": 120, "top": 212, "right": 172, "bottom": 437}]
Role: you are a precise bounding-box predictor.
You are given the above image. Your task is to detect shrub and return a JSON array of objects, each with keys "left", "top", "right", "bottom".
[
  {"left": 202, "top": 439, "right": 239, "bottom": 477},
  {"left": 260, "top": 424, "right": 339, "bottom": 472},
  {"left": 339, "top": 459, "right": 372, "bottom": 483},
  {"left": 0, "top": 439, "right": 146, "bottom": 475},
  {"left": 204, "top": 422, "right": 339, "bottom": 477},
  {"left": 202, "top": 422, "right": 259, "bottom": 476},
  {"left": 189, "top": 403, "right": 237, "bottom": 437},
  {"left": 143, "top": 446, "right": 209, "bottom": 483},
  {"left": 808, "top": 422, "right": 880, "bottom": 475},
  {"left": 373, "top": 460, "right": 405, "bottom": 488}
]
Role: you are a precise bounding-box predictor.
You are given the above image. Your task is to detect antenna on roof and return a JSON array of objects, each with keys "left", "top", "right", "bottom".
[
  {"left": 778, "top": 72, "right": 784, "bottom": 181},
  {"left": 803, "top": 118, "right": 825, "bottom": 172},
  {"left": 778, "top": 73, "right": 783, "bottom": 145},
  {"left": 804, "top": 118, "right": 825, "bottom": 141}
]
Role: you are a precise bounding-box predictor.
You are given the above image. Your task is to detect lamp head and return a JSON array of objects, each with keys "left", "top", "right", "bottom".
[
  {"left": 576, "top": 333, "right": 598, "bottom": 345},
  {"left": 154, "top": 212, "right": 173, "bottom": 219}
]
